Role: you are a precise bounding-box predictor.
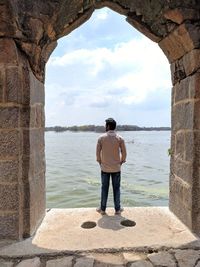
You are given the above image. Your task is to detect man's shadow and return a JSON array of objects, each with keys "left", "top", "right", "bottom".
[{"left": 97, "top": 214, "right": 136, "bottom": 231}]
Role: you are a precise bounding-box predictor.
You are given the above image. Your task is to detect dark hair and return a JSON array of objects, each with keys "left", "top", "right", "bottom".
[{"left": 105, "top": 118, "right": 116, "bottom": 130}]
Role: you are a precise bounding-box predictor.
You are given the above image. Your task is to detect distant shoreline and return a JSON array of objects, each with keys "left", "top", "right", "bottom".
[{"left": 45, "top": 125, "right": 171, "bottom": 133}]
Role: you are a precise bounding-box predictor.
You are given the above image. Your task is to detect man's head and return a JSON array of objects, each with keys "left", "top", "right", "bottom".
[{"left": 105, "top": 118, "right": 117, "bottom": 131}]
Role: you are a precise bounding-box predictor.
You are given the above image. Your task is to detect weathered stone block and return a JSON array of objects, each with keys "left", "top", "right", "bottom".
[
  {"left": 164, "top": 8, "right": 185, "bottom": 24},
  {"left": 172, "top": 101, "right": 194, "bottom": 132},
  {"left": 34, "top": 150, "right": 45, "bottom": 175},
  {"left": 179, "top": 22, "right": 200, "bottom": 51},
  {"left": 41, "top": 41, "right": 57, "bottom": 63},
  {"left": 130, "top": 261, "right": 153, "bottom": 267},
  {"left": 93, "top": 253, "right": 124, "bottom": 266},
  {"left": 46, "top": 257, "right": 73, "bottom": 267},
  {"left": 189, "top": 72, "right": 200, "bottom": 99},
  {"left": 22, "top": 66, "right": 31, "bottom": 105},
  {"left": 170, "top": 60, "right": 186, "bottom": 85},
  {"left": 30, "top": 71, "right": 44, "bottom": 105},
  {"left": 0, "top": 5, "right": 12, "bottom": 37},
  {"left": 192, "top": 207, "right": 200, "bottom": 235},
  {"left": 20, "top": 107, "right": 36, "bottom": 128},
  {"left": 22, "top": 155, "right": 34, "bottom": 182},
  {"left": 183, "top": 49, "right": 200, "bottom": 76},
  {"left": 0, "top": 213, "right": 19, "bottom": 239},
  {"left": 35, "top": 105, "right": 45, "bottom": 128},
  {"left": 0, "top": 107, "right": 19, "bottom": 128},
  {"left": 0, "top": 184, "right": 19, "bottom": 211},
  {"left": 192, "top": 188, "right": 200, "bottom": 231},
  {"left": 171, "top": 174, "right": 192, "bottom": 206},
  {"left": 193, "top": 131, "right": 200, "bottom": 166},
  {"left": 23, "top": 172, "right": 45, "bottom": 237},
  {"left": 185, "top": 131, "right": 194, "bottom": 162},
  {"left": 164, "top": 8, "right": 200, "bottom": 24},
  {"left": 0, "top": 39, "right": 18, "bottom": 64},
  {"left": 32, "top": 173, "right": 46, "bottom": 211},
  {"left": 0, "top": 68, "right": 4, "bottom": 102},
  {"left": 0, "top": 3, "right": 20, "bottom": 39},
  {"left": 175, "top": 249, "right": 200, "bottom": 267},
  {"left": 174, "top": 78, "right": 189, "bottom": 104},
  {"left": 0, "top": 160, "right": 19, "bottom": 183},
  {"left": 22, "top": 129, "right": 44, "bottom": 155},
  {"left": 22, "top": 150, "right": 45, "bottom": 183},
  {"left": 173, "top": 158, "right": 193, "bottom": 184},
  {"left": 16, "top": 257, "right": 41, "bottom": 267},
  {"left": 175, "top": 131, "right": 185, "bottom": 159},
  {"left": 194, "top": 101, "right": 200, "bottom": 130},
  {"left": 34, "top": 128, "right": 45, "bottom": 149},
  {"left": 0, "top": 260, "right": 14, "bottom": 267},
  {"left": 74, "top": 257, "right": 94, "bottom": 267},
  {"left": 148, "top": 251, "right": 176, "bottom": 267},
  {"left": 19, "top": 42, "right": 44, "bottom": 82},
  {"left": 23, "top": 206, "right": 45, "bottom": 238},
  {"left": 186, "top": 22, "right": 200, "bottom": 48},
  {"left": 28, "top": 18, "right": 44, "bottom": 45},
  {"left": 171, "top": 50, "right": 200, "bottom": 86},
  {"left": 123, "top": 252, "right": 147, "bottom": 263},
  {"left": 5, "top": 67, "right": 22, "bottom": 103},
  {"left": 159, "top": 27, "right": 186, "bottom": 62},
  {"left": 22, "top": 208, "right": 31, "bottom": 237},
  {"left": 169, "top": 174, "right": 192, "bottom": 228},
  {"left": 21, "top": 66, "right": 44, "bottom": 105},
  {"left": 159, "top": 23, "right": 200, "bottom": 62},
  {"left": 0, "top": 130, "right": 20, "bottom": 157},
  {"left": 23, "top": 172, "right": 45, "bottom": 208}
]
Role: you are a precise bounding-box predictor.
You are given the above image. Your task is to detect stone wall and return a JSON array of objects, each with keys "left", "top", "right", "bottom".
[
  {"left": 0, "top": 38, "right": 45, "bottom": 239},
  {"left": 0, "top": 0, "right": 200, "bottom": 239},
  {"left": 170, "top": 50, "right": 200, "bottom": 233}
]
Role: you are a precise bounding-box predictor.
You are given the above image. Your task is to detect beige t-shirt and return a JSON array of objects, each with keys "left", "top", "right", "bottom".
[{"left": 96, "top": 130, "right": 127, "bottom": 173}]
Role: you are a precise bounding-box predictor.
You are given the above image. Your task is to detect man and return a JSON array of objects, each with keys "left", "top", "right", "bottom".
[{"left": 96, "top": 118, "right": 127, "bottom": 215}]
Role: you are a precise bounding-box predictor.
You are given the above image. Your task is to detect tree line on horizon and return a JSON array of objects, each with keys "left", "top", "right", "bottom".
[{"left": 45, "top": 125, "right": 171, "bottom": 133}]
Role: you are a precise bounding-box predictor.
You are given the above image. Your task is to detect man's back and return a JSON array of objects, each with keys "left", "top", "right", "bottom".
[
  {"left": 96, "top": 118, "right": 127, "bottom": 215},
  {"left": 96, "top": 130, "right": 126, "bottom": 173}
]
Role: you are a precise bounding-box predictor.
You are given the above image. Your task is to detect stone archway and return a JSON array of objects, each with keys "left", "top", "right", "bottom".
[{"left": 0, "top": 0, "right": 200, "bottom": 240}]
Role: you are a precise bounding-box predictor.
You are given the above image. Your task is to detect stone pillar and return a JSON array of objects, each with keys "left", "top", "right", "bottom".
[
  {"left": 0, "top": 38, "right": 45, "bottom": 239},
  {"left": 170, "top": 48, "right": 200, "bottom": 234}
]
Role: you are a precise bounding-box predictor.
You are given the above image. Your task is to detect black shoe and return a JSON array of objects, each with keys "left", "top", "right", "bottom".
[
  {"left": 96, "top": 208, "right": 106, "bottom": 215},
  {"left": 115, "top": 208, "right": 124, "bottom": 215}
]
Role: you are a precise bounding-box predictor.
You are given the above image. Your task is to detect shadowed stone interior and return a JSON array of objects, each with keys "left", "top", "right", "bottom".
[{"left": 0, "top": 0, "right": 200, "bottom": 240}]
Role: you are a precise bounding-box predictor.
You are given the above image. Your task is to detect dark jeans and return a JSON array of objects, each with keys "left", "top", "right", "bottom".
[{"left": 100, "top": 171, "right": 121, "bottom": 212}]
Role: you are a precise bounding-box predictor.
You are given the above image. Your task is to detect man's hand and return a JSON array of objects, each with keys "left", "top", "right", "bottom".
[
  {"left": 120, "top": 160, "right": 126, "bottom": 165},
  {"left": 97, "top": 160, "right": 101, "bottom": 165}
]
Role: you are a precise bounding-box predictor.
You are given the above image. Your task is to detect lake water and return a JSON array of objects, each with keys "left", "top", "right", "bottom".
[{"left": 45, "top": 131, "right": 170, "bottom": 209}]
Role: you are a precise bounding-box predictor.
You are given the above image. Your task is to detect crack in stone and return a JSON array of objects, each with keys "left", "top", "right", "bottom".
[{"left": 170, "top": 250, "right": 179, "bottom": 267}]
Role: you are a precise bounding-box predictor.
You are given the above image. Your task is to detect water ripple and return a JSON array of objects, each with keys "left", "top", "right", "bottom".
[{"left": 45, "top": 131, "right": 170, "bottom": 208}]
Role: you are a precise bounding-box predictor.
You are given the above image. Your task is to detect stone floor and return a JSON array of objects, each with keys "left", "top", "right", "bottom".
[
  {"left": 0, "top": 207, "right": 200, "bottom": 266},
  {"left": 1, "top": 249, "right": 200, "bottom": 266}
]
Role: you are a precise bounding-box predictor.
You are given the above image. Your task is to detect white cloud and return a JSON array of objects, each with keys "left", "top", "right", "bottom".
[
  {"left": 45, "top": 8, "right": 171, "bottom": 127},
  {"left": 49, "top": 48, "right": 110, "bottom": 76},
  {"left": 95, "top": 9, "right": 109, "bottom": 20},
  {"left": 47, "top": 36, "right": 170, "bottom": 107}
]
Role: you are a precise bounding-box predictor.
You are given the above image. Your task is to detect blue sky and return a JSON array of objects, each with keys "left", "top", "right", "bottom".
[{"left": 45, "top": 8, "right": 171, "bottom": 127}]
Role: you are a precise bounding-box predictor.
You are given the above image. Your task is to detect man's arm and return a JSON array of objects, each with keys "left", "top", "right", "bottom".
[
  {"left": 120, "top": 138, "right": 127, "bottom": 164},
  {"left": 96, "top": 138, "right": 102, "bottom": 164}
]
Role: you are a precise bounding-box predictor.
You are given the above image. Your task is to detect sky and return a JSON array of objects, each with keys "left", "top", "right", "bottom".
[{"left": 45, "top": 7, "right": 172, "bottom": 127}]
